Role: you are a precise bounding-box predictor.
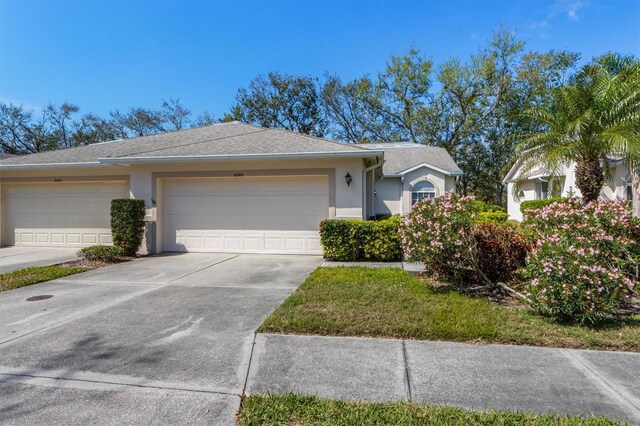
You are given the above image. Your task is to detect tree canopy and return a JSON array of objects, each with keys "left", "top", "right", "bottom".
[{"left": 2, "top": 28, "right": 634, "bottom": 207}]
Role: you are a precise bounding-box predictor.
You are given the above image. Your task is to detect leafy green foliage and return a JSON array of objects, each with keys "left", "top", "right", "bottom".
[
  {"left": 476, "top": 211, "right": 509, "bottom": 224},
  {"left": 0, "top": 265, "right": 85, "bottom": 292},
  {"left": 471, "top": 200, "right": 506, "bottom": 213},
  {"left": 520, "top": 198, "right": 568, "bottom": 216},
  {"left": 110, "top": 199, "right": 146, "bottom": 256},
  {"left": 77, "top": 245, "right": 125, "bottom": 263},
  {"left": 319, "top": 217, "right": 402, "bottom": 261},
  {"left": 239, "top": 393, "right": 622, "bottom": 426}
]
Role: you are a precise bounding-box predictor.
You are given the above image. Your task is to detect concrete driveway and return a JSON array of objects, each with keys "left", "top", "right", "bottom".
[
  {"left": 0, "top": 247, "right": 79, "bottom": 274},
  {"left": 0, "top": 253, "right": 322, "bottom": 425}
]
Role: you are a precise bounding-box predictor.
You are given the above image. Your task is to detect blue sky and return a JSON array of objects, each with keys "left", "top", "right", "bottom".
[{"left": 1, "top": 0, "right": 638, "bottom": 118}]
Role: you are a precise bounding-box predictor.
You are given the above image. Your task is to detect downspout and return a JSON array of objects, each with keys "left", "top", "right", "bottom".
[
  {"left": 400, "top": 176, "right": 405, "bottom": 215},
  {"left": 362, "top": 158, "right": 383, "bottom": 219}
]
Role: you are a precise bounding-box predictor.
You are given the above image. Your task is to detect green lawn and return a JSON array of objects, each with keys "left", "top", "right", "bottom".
[
  {"left": 238, "top": 393, "right": 623, "bottom": 426},
  {"left": 259, "top": 267, "right": 640, "bottom": 352},
  {"left": 0, "top": 265, "right": 86, "bottom": 292}
]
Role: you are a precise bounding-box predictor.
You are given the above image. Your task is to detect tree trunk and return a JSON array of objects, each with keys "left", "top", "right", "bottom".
[
  {"left": 575, "top": 157, "right": 604, "bottom": 203},
  {"left": 633, "top": 171, "right": 640, "bottom": 218}
]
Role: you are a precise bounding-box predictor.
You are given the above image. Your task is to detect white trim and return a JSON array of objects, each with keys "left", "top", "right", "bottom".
[{"left": 385, "top": 162, "right": 463, "bottom": 177}]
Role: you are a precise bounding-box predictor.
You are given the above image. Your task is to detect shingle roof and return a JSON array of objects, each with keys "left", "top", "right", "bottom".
[
  {"left": 0, "top": 122, "right": 379, "bottom": 168},
  {"left": 360, "top": 143, "right": 462, "bottom": 175}
]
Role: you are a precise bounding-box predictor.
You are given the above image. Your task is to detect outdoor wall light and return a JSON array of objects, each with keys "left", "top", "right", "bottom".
[
  {"left": 345, "top": 172, "right": 353, "bottom": 186},
  {"left": 518, "top": 190, "right": 525, "bottom": 198}
]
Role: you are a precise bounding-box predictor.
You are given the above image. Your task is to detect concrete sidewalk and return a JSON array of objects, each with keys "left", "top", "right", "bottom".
[{"left": 246, "top": 334, "right": 640, "bottom": 424}]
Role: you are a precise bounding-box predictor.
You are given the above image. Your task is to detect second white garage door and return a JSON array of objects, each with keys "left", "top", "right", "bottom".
[
  {"left": 162, "top": 176, "right": 329, "bottom": 254},
  {"left": 3, "top": 181, "right": 128, "bottom": 247}
]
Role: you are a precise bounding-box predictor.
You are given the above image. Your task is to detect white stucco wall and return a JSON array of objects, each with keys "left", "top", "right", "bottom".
[{"left": 374, "top": 177, "right": 402, "bottom": 216}]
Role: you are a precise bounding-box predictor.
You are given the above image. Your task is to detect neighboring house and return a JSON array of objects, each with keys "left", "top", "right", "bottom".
[
  {"left": 503, "top": 158, "right": 633, "bottom": 221},
  {"left": 360, "top": 143, "right": 462, "bottom": 217},
  {"left": 0, "top": 122, "right": 460, "bottom": 255}
]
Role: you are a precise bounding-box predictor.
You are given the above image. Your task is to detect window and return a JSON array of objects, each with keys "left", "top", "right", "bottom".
[
  {"left": 628, "top": 179, "right": 633, "bottom": 201},
  {"left": 412, "top": 181, "right": 436, "bottom": 205},
  {"left": 535, "top": 181, "right": 549, "bottom": 200}
]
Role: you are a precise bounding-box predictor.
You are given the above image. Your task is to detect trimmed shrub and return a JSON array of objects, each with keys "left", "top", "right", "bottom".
[
  {"left": 111, "top": 199, "right": 146, "bottom": 256},
  {"left": 77, "top": 245, "right": 125, "bottom": 262},
  {"left": 471, "top": 200, "right": 506, "bottom": 213},
  {"left": 520, "top": 198, "right": 567, "bottom": 216},
  {"left": 475, "top": 211, "right": 509, "bottom": 224},
  {"left": 524, "top": 199, "right": 639, "bottom": 324},
  {"left": 319, "top": 216, "right": 402, "bottom": 261},
  {"left": 473, "top": 224, "right": 531, "bottom": 284}
]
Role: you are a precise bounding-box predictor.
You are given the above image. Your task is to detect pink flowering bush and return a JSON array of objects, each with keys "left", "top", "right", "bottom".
[
  {"left": 524, "top": 199, "right": 639, "bottom": 324},
  {"left": 402, "top": 192, "right": 482, "bottom": 284}
]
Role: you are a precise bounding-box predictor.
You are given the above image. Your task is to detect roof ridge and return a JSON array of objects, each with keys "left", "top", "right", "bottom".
[
  {"left": 110, "top": 127, "right": 268, "bottom": 158},
  {"left": 264, "top": 126, "right": 371, "bottom": 151},
  {"left": 107, "top": 121, "right": 238, "bottom": 144}
]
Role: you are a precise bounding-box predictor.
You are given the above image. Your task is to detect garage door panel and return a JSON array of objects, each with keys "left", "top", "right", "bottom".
[
  {"left": 4, "top": 182, "right": 128, "bottom": 247},
  {"left": 163, "top": 177, "right": 328, "bottom": 254}
]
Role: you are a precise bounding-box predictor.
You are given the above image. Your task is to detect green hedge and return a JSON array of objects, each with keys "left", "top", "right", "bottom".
[
  {"left": 320, "top": 216, "right": 402, "bottom": 261},
  {"left": 475, "top": 211, "right": 509, "bottom": 224},
  {"left": 471, "top": 200, "right": 506, "bottom": 213},
  {"left": 520, "top": 198, "right": 568, "bottom": 215},
  {"left": 111, "top": 199, "right": 146, "bottom": 256}
]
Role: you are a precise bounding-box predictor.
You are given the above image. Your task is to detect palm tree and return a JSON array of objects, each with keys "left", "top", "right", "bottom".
[{"left": 515, "top": 55, "right": 640, "bottom": 207}]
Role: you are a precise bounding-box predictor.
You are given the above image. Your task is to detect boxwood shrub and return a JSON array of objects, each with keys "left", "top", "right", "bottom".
[
  {"left": 319, "top": 216, "right": 402, "bottom": 261},
  {"left": 111, "top": 199, "right": 146, "bottom": 256}
]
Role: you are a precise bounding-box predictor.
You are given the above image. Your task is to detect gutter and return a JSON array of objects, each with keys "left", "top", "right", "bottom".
[
  {"left": 98, "top": 150, "right": 385, "bottom": 165},
  {"left": 0, "top": 162, "right": 103, "bottom": 170},
  {"left": 0, "top": 150, "right": 386, "bottom": 171}
]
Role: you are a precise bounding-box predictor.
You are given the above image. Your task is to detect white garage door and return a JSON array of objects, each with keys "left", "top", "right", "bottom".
[
  {"left": 162, "top": 176, "right": 329, "bottom": 254},
  {"left": 3, "top": 182, "right": 129, "bottom": 247}
]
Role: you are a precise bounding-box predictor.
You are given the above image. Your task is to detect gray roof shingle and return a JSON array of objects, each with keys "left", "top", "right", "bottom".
[
  {"left": 0, "top": 122, "right": 377, "bottom": 168},
  {"left": 360, "top": 142, "right": 462, "bottom": 175}
]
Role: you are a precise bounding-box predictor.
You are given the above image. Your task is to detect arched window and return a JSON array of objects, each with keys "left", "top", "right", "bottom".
[{"left": 411, "top": 181, "right": 436, "bottom": 205}]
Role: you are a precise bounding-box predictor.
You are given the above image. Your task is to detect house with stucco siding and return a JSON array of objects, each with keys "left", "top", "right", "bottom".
[
  {"left": 503, "top": 158, "right": 633, "bottom": 221},
  {"left": 0, "top": 122, "right": 460, "bottom": 255}
]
